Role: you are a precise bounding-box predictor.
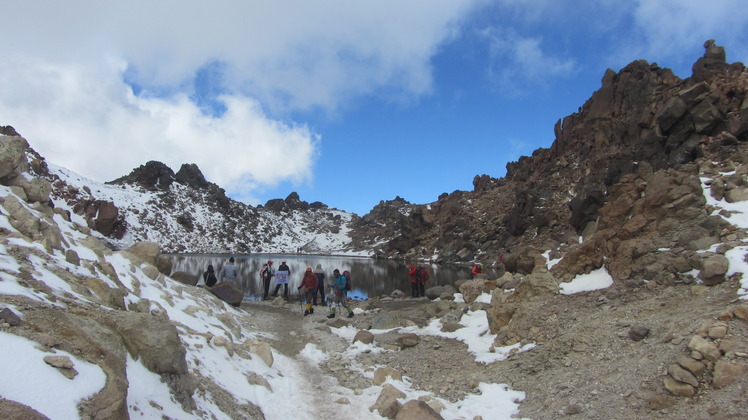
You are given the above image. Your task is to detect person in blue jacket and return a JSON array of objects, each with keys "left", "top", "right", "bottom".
[{"left": 327, "top": 269, "right": 353, "bottom": 318}]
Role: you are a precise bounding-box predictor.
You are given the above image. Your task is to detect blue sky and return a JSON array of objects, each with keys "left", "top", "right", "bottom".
[{"left": 1, "top": 1, "right": 747, "bottom": 215}]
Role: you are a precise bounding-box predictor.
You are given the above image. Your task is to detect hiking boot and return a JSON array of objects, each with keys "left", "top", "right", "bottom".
[
  {"left": 304, "top": 310, "right": 309, "bottom": 316},
  {"left": 327, "top": 313, "right": 335, "bottom": 319},
  {"left": 309, "top": 308, "right": 314, "bottom": 314},
  {"left": 347, "top": 312, "right": 354, "bottom": 318}
]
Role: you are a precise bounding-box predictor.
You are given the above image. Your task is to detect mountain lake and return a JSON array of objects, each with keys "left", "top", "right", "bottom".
[{"left": 168, "top": 254, "right": 501, "bottom": 300}]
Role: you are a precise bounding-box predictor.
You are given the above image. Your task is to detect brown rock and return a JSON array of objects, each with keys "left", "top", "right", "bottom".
[
  {"left": 712, "top": 360, "right": 748, "bottom": 388},
  {"left": 0, "top": 308, "right": 22, "bottom": 327},
  {"left": 733, "top": 306, "right": 748, "bottom": 320},
  {"left": 210, "top": 282, "right": 244, "bottom": 307},
  {"left": 171, "top": 271, "right": 199, "bottom": 286},
  {"left": 676, "top": 355, "right": 706, "bottom": 377},
  {"left": 663, "top": 377, "right": 695, "bottom": 397},
  {"left": 0, "top": 397, "right": 49, "bottom": 420},
  {"left": 395, "top": 399, "right": 445, "bottom": 420},
  {"left": 667, "top": 364, "right": 699, "bottom": 387},
  {"left": 708, "top": 324, "right": 728, "bottom": 339},
  {"left": 396, "top": 333, "right": 420, "bottom": 349},
  {"left": 353, "top": 330, "right": 375, "bottom": 345},
  {"left": 628, "top": 325, "right": 650, "bottom": 341},
  {"left": 370, "top": 384, "right": 405, "bottom": 419},
  {"left": 688, "top": 335, "right": 722, "bottom": 361}
]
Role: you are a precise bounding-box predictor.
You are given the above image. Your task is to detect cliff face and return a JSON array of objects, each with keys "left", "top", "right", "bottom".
[{"left": 349, "top": 40, "right": 748, "bottom": 281}]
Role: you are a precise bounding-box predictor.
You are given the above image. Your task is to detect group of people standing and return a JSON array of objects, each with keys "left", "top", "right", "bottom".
[
  {"left": 408, "top": 265, "right": 430, "bottom": 298},
  {"left": 259, "top": 260, "right": 354, "bottom": 318},
  {"left": 198, "top": 257, "right": 240, "bottom": 287}
]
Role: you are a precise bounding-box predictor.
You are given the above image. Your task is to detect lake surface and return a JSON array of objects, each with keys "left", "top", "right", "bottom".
[{"left": 168, "top": 254, "right": 498, "bottom": 300}]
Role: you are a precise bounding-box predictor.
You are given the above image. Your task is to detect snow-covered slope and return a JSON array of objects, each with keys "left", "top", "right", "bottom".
[{"left": 44, "top": 162, "right": 364, "bottom": 256}]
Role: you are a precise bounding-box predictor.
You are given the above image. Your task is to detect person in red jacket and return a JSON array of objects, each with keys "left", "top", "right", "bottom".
[
  {"left": 417, "top": 266, "right": 429, "bottom": 297},
  {"left": 408, "top": 265, "right": 419, "bottom": 298},
  {"left": 297, "top": 267, "right": 318, "bottom": 316},
  {"left": 471, "top": 263, "right": 483, "bottom": 279}
]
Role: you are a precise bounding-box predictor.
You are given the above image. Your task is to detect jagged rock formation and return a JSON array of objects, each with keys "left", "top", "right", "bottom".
[
  {"left": 350, "top": 40, "right": 748, "bottom": 282},
  {"left": 29, "top": 154, "right": 356, "bottom": 254}
]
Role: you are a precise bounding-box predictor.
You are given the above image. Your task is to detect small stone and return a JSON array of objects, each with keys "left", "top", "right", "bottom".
[
  {"left": 336, "top": 397, "right": 350, "bottom": 404},
  {"left": 648, "top": 395, "right": 675, "bottom": 410},
  {"left": 717, "top": 310, "right": 734, "bottom": 321},
  {"left": 663, "top": 377, "right": 695, "bottom": 397},
  {"left": 629, "top": 325, "right": 650, "bottom": 341},
  {"left": 676, "top": 355, "right": 706, "bottom": 376},
  {"left": 733, "top": 306, "right": 748, "bottom": 320},
  {"left": 564, "top": 404, "right": 584, "bottom": 415},
  {"left": 353, "top": 330, "right": 375, "bottom": 345},
  {"left": 708, "top": 324, "right": 728, "bottom": 339},
  {"left": 688, "top": 335, "right": 722, "bottom": 361},
  {"left": 0, "top": 308, "right": 22, "bottom": 327},
  {"left": 667, "top": 364, "right": 699, "bottom": 387}
]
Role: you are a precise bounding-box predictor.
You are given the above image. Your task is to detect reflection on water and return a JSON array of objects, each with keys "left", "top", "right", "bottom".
[{"left": 168, "top": 254, "right": 491, "bottom": 300}]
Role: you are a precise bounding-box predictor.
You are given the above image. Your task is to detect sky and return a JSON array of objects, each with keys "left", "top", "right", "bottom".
[{"left": 1, "top": 1, "right": 747, "bottom": 215}]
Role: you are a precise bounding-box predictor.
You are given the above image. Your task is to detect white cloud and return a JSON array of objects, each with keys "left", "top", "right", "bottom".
[
  {"left": 610, "top": 0, "right": 748, "bottom": 74},
  {"left": 0, "top": 0, "right": 486, "bottom": 201},
  {"left": 480, "top": 27, "right": 577, "bottom": 95}
]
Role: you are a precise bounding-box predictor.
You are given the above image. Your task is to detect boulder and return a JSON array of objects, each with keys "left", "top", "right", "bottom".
[
  {"left": 210, "top": 282, "right": 244, "bottom": 307},
  {"left": 109, "top": 312, "right": 188, "bottom": 375},
  {"left": 370, "top": 384, "right": 405, "bottom": 419},
  {"left": 395, "top": 400, "right": 444, "bottom": 420},
  {"left": 127, "top": 241, "right": 161, "bottom": 266},
  {"left": 0, "top": 308, "right": 22, "bottom": 326},
  {"left": 372, "top": 313, "right": 402, "bottom": 330},
  {"left": 425, "top": 285, "right": 457, "bottom": 300},
  {"left": 0, "top": 135, "right": 29, "bottom": 179},
  {"left": 458, "top": 279, "right": 487, "bottom": 303},
  {"left": 713, "top": 360, "right": 748, "bottom": 388},
  {"left": 396, "top": 333, "right": 420, "bottom": 349},
  {"left": 699, "top": 254, "right": 729, "bottom": 285},
  {"left": 353, "top": 330, "right": 375, "bottom": 345},
  {"left": 171, "top": 271, "right": 199, "bottom": 286}
]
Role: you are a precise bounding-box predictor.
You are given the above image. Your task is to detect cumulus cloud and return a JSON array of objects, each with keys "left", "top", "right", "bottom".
[{"left": 0, "top": 0, "right": 485, "bottom": 202}]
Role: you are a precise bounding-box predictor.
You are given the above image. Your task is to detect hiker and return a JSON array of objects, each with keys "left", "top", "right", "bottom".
[
  {"left": 297, "top": 267, "right": 318, "bottom": 316},
  {"left": 417, "top": 266, "right": 429, "bottom": 297},
  {"left": 272, "top": 261, "right": 290, "bottom": 299},
  {"left": 327, "top": 269, "right": 353, "bottom": 318},
  {"left": 312, "top": 263, "right": 326, "bottom": 305},
  {"left": 471, "top": 263, "right": 483, "bottom": 279},
  {"left": 408, "top": 265, "right": 420, "bottom": 298},
  {"left": 220, "top": 257, "right": 239, "bottom": 282},
  {"left": 260, "top": 260, "right": 274, "bottom": 300},
  {"left": 199, "top": 264, "right": 218, "bottom": 287}
]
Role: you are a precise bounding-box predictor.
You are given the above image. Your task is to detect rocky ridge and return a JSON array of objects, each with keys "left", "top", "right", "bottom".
[
  {"left": 30, "top": 154, "right": 356, "bottom": 255},
  {"left": 350, "top": 40, "right": 748, "bottom": 277}
]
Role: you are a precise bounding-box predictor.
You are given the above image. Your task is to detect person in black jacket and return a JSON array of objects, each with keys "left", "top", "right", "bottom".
[
  {"left": 202, "top": 264, "right": 217, "bottom": 287},
  {"left": 260, "top": 260, "right": 273, "bottom": 300}
]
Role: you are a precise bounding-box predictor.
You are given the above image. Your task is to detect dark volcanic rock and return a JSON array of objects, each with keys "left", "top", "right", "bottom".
[{"left": 109, "top": 161, "right": 175, "bottom": 191}]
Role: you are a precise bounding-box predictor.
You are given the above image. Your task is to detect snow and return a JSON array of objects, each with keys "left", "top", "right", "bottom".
[
  {"left": 559, "top": 267, "right": 615, "bottom": 295},
  {"left": 0, "top": 332, "right": 106, "bottom": 420}
]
